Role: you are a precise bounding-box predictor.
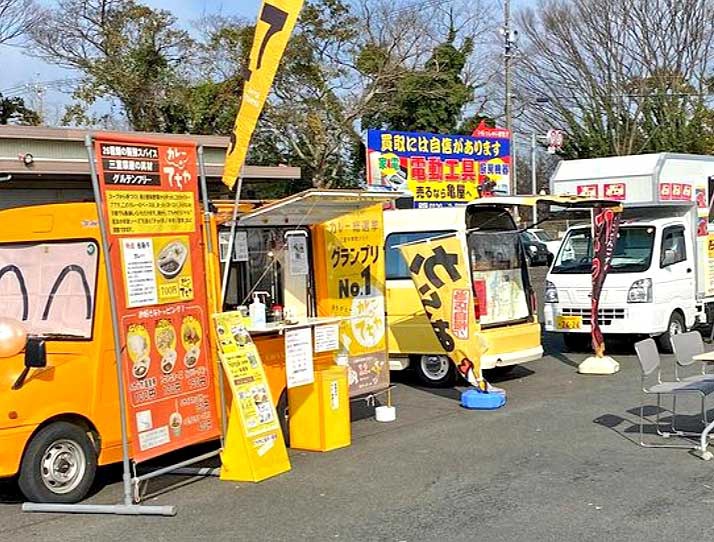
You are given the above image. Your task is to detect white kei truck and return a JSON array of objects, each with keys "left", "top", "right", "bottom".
[{"left": 544, "top": 153, "right": 714, "bottom": 352}]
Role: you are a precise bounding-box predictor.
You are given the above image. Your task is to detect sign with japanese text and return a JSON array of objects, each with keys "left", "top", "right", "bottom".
[
  {"left": 315, "top": 205, "right": 389, "bottom": 396},
  {"left": 603, "top": 183, "right": 626, "bottom": 201},
  {"left": 94, "top": 134, "right": 220, "bottom": 463},
  {"left": 213, "top": 312, "right": 281, "bottom": 438},
  {"left": 212, "top": 311, "right": 290, "bottom": 481},
  {"left": 285, "top": 327, "right": 314, "bottom": 388},
  {"left": 222, "top": 0, "right": 305, "bottom": 189},
  {"left": 576, "top": 184, "right": 599, "bottom": 198},
  {"left": 398, "top": 234, "right": 486, "bottom": 387},
  {"left": 659, "top": 182, "right": 694, "bottom": 202},
  {"left": 366, "top": 129, "right": 511, "bottom": 208}
]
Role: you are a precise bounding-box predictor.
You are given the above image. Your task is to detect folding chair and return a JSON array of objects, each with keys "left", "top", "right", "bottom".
[
  {"left": 635, "top": 338, "right": 714, "bottom": 448},
  {"left": 670, "top": 331, "right": 714, "bottom": 431},
  {"left": 672, "top": 331, "right": 713, "bottom": 382}
]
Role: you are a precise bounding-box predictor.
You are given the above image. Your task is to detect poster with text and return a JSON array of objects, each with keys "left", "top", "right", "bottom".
[
  {"left": 366, "top": 129, "right": 511, "bottom": 208},
  {"left": 94, "top": 134, "right": 220, "bottom": 462},
  {"left": 315, "top": 205, "right": 389, "bottom": 396},
  {"left": 212, "top": 311, "right": 281, "bottom": 438},
  {"left": 285, "top": 327, "right": 314, "bottom": 388}
]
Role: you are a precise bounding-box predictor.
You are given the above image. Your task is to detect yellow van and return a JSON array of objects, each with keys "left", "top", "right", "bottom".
[{"left": 383, "top": 201, "right": 543, "bottom": 386}]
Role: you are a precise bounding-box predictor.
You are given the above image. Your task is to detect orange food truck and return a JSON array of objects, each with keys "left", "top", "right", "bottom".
[{"left": 0, "top": 188, "right": 392, "bottom": 504}]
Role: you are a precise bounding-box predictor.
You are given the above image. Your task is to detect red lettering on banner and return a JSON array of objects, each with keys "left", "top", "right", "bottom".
[
  {"left": 444, "top": 159, "right": 460, "bottom": 181},
  {"left": 426, "top": 157, "right": 443, "bottom": 181},
  {"left": 451, "top": 289, "right": 470, "bottom": 340},
  {"left": 462, "top": 159, "right": 476, "bottom": 181},
  {"left": 409, "top": 156, "right": 427, "bottom": 181}
]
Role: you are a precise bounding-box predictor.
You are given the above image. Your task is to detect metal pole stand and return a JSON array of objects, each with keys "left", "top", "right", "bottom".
[{"left": 22, "top": 502, "right": 177, "bottom": 516}]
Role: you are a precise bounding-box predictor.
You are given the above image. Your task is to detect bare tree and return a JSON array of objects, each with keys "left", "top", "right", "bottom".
[
  {"left": 29, "top": 0, "right": 194, "bottom": 131},
  {"left": 0, "top": 0, "right": 40, "bottom": 45},
  {"left": 514, "top": 0, "right": 714, "bottom": 158}
]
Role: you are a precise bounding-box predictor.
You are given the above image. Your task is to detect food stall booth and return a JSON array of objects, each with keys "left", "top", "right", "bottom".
[{"left": 213, "top": 189, "right": 395, "bottom": 448}]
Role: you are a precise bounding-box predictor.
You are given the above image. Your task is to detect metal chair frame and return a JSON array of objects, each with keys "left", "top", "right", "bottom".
[
  {"left": 671, "top": 331, "right": 714, "bottom": 433},
  {"left": 635, "top": 338, "right": 714, "bottom": 448}
]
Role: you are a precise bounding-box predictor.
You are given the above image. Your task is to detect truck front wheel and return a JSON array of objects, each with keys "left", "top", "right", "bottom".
[
  {"left": 658, "top": 312, "right": 686, "bottom": 354},
  {"left": 18, "top": 421, "right": 97, "bottom": 504}
]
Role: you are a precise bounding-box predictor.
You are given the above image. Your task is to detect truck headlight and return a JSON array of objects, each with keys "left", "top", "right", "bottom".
[
  {"left": 627, "top": 278, "right": 652, "bottom": 303},
  {"left": 544, "top": 280, "right": 559, "bottom": 303},
  {"left": 529, "top": 245, "right": 538, "bottom": 253}
]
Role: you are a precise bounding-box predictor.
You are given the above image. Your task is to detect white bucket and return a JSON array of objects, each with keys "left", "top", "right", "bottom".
[{"left": 375, "top": 405, "right": 396, "bottom": 422}]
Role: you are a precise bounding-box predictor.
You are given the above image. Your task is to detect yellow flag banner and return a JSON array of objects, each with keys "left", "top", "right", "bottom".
[
  {"left": 221, "top": 0, "right": 305, "bottom": 189},
  {"left": 398, "top": 234, "right": 487, "bottom": 388}
]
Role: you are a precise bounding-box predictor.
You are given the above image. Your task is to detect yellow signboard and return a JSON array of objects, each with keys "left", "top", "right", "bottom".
[
  {"left": 213, "top": 311, "right": 290, "bottom": 482},
  {"left": 315, "top": 205, "right": 389, "bottom": 396},
  {"left": 106, "top": 190, "right": 195, "bottom": 234},
  {"left": 398, "top": 234, "right": 486, "bottom": 388},
  {"left": 222, "top": 0, "right": 305, "bottom": 189}
]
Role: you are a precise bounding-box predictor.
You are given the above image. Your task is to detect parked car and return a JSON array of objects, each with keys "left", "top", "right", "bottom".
[
  {"left": 529, "top": 228, "right": 563, "bottom": 259},
  {"left": 520, "top": 231, "right": 552, "bottom": 266}
]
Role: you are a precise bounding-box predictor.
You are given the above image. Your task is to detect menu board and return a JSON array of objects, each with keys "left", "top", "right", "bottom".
[
  {"left": 94, "top": 135, "right": 220, "bottom": 463},
  {"left": 316, "top": 205, "right": 389, "bottom": 396},
  {"left": 213, "top": 312, "right": 281, "bottom": 439}
]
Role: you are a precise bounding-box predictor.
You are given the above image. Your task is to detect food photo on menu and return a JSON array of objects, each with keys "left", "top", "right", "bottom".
[
  {"left": 127, "top": 324, "right": 152, "bottom": 380},
  {"left": 156, "top": 239, "right": 189, "bottom": 280},
  {"left": 182, "top": 315, "right": 202, "bottom": 369}
]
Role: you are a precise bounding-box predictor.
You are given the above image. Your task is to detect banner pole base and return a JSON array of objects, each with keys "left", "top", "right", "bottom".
[
  {"left": 22, "top": 503, "right": 176, "bottom": 516},
  {"left": 578, "top": 355, "right": 620, "bottom": 375}
]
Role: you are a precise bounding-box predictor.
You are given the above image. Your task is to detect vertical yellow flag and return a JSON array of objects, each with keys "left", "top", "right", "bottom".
[
  {"left": 222, "top": 0, "right": 305, "bottom": 189},
  {"left": 398, "top": 234, "right": 487, "bottom": 388}
]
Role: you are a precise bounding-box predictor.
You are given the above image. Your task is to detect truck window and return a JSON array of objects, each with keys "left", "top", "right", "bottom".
[
  {"left": 552, "top": 226, "right": 655, "bottom": 274},
  {"left": 385, "top": 231, "right": 453, "bottom": 279},
  {"left": 0, "top": 241, "right": 99, "bottom": 339},
  {"left": 660, "top": 226, "right": 686, "bottom": 267}
]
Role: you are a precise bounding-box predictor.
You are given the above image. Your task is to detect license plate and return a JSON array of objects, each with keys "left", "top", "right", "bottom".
[{"left": 556, "top": 315, "right": 582, "bottom": 330}]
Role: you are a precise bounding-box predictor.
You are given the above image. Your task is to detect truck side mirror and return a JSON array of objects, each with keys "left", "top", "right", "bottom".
[
  {"left": 661, "top": 249, "right": 676, "bottom": 267},
  {"left": 25, "top": 337, "right": 47, "bottom": 369}
]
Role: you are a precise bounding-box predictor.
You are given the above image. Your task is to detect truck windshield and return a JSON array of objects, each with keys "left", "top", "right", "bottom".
[
  {"left": 551, "top": 226, "right": 655, "bottom": 274},
  {"left": 467, "top": 230, "right": 530, "bottom": 326},
  {"left": 0, "top": 241, "right": 99, "bottom": 339}
]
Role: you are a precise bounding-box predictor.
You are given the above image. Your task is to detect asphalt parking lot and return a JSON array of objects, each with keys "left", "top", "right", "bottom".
[{"left": 3, "top": 267, "right": 714, "bottom": 541}]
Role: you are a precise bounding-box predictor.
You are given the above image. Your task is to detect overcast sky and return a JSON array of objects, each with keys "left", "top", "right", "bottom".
[{"left": 0, "top": 0, "right": 535, "bottom": 124}]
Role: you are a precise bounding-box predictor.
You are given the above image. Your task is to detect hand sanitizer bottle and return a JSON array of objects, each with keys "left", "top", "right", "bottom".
[{"left": 249, "top": 293, "right": 266, "bottom": 327}]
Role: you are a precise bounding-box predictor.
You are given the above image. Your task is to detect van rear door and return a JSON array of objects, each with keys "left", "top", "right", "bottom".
[{"left": 465, "top": 204, "right": 533, "bottom": 327}]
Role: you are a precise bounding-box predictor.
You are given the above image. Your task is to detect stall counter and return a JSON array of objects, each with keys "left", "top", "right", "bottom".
[{"left": 248, "top": 317, "right": 345, "bottom": 408}]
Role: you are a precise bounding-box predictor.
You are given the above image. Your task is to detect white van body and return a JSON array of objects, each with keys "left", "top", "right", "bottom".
[{"left": 545, "top": 153, "right": 714, "bottom": 347}]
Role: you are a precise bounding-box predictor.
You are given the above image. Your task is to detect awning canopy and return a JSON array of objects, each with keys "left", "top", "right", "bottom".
[
  {"left": 467, "top": 195, "right": 623, "bottom": 210},
  {"left": 237, "top": 189, "right": 397, "bottom": 227}
]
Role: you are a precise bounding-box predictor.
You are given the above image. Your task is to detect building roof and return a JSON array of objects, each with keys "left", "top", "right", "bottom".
[{"left": 0, "top": 125, "right": 301, "bottom": 185}]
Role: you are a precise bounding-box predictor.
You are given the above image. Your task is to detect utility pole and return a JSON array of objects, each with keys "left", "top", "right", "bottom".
[
  {"left": 531, "top": 132, "right": 537, "bottom": 221},
  {"left": 503, "top": 0, "right": 516, "bottom": 195}
]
